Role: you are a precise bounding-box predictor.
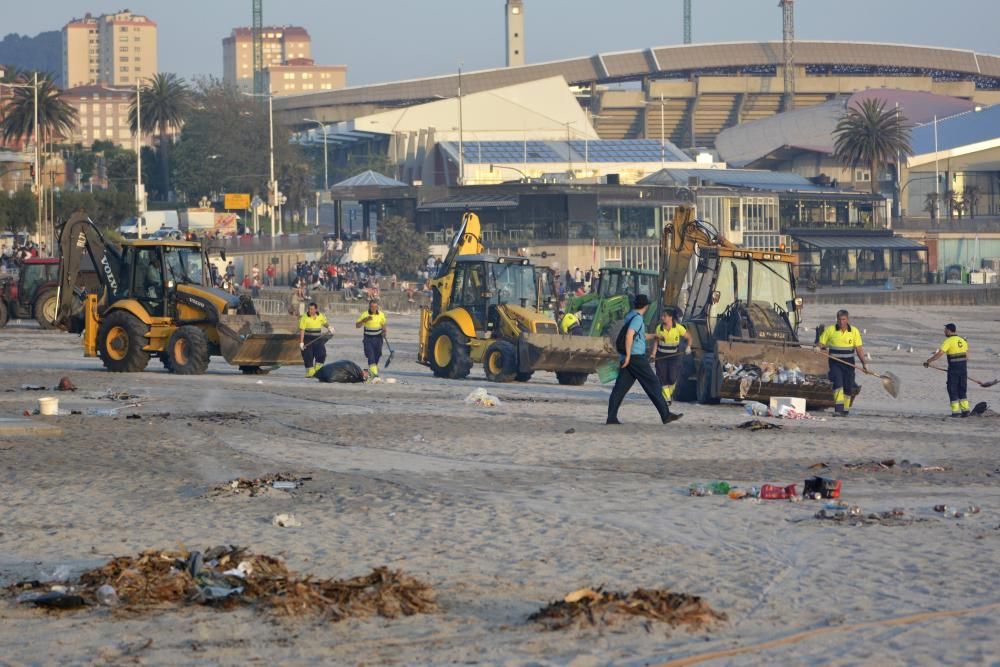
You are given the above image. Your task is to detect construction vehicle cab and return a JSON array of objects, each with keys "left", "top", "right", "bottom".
[
  {"left": 418, "top": 212, "right": 615, "bottom": 385},
  {"left": 570, "top": 267, "right": 660, "bottom": 336},
  {"left": 56, "top": 213, "right": 303, "bottom": 374}
]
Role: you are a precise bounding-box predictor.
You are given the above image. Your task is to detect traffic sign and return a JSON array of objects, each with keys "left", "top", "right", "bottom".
[{"left": 224, "top": 193, "right": 251, "bottom": 210}]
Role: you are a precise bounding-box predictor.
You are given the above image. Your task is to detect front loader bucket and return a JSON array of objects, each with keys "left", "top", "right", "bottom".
[
  {"left": 518, "top": 332, "right": 618, "bottom": 374},
  {"left": 715, "top": 339, "right": 843, "bottom": 409},
  {"left": 217, "top": 314, "right": 307, "bottom": 366}
]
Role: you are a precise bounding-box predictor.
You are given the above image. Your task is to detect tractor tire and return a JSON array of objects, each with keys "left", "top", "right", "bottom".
[
  {"left": 34, "top": 289, "right": 58, "bottom": 329},
  {"left": 97, "top": 310, "right": 150, "bottom": 373},
  {"left": 556, "top": 371, "right": 589, "bottom": 386},
  {"left": 239, "top": 365, "right": 270, "bottom": 375},
  {"left": 483, "top": 340, "right": 518, "bottom": 383},
  {"left": 158, "top": 353, "right": 173, "bottom": 372},
  {"left": 515, "top": 371, "right": 533, "bottom": 382},
  {"left": 167, "top": 325, "right": 210, "bottom": 375},
  {"left": 427, "top": 321, "right": 473, "bottom": 379},
  {"left": 673, "top": 355, "right": 697, "bottom": 403},
  {"left": 696, "top": 356, "right": 721, "bottom": 404},
  {"left": 0, "top": 299, "right": 8, "bottom": 328}
]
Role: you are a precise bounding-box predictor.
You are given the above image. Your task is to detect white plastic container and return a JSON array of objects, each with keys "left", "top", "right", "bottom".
[
  {"left": 770, "top": 396, "right": 805, "bottom": 415},
  {"left": 38, "top": 397, "right": 59, "bottom": 416}
]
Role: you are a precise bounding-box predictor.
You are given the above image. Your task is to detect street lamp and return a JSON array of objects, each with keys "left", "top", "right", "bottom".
[
  {"left": 0, "top": 73, "right": 42, "bottom": 250},
  {"left": 303, "top": 118, "right": 329, "bottom": 192},
  {"left": 242, "top": 91, "right": 278, "bottom": 236},
  {"left": 106, "top": 80, "right": 148, "bottom": 237}
]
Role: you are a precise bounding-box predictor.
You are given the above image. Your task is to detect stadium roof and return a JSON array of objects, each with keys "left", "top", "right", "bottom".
[
  {"left": 792, "top": 234, "right": 927, "bottom": 251},
  {"left": 275, "top": 41, "right": 1000, "bottom": 114},
  {"left": 910, "top": 104, "right": 1000, "bottom": 159},
  {"left": 717, "top": 90, "right": 978, "bottom": 168},
  {"left": 439, "top": 139, "right": 690, "bottom": 165}
]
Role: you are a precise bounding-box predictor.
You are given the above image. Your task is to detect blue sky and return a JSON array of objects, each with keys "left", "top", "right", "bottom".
[{"left": 9, "top": 1, "right": 1000, "bottom": 85}]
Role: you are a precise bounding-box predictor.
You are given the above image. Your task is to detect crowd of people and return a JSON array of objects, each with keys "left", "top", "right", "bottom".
[{"left": 0, "top": 240, "right": 47, "bottom": 273}]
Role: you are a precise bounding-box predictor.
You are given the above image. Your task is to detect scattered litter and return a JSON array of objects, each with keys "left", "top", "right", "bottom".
[
  {"left": 385, "top": 378, "right": 398, "bottom": 384},
  {"left": 564, "top": 428, "right": 576, "bottom": 434},
  {"left": 464, "top": 388, "right": 501, "bottom": 408},
  {"left": 813, "top": 508, "right": 928, "bottom": 526},
  {"left": 530, "top": 586, "right": 726, "bottom": 631},
  {"left": 101, "top": 389, "right": 141, "bottom": 401},
  {"left": 271, "top": 513, "right": 301, "bottom": 528},
  {"left": 211, "top": 473, "right": 308, "bottom": 497},
  {"left": 842, "top": 459, "right": 951, "bottom": 473},
  {"left": 689, "top": 481, "right": 731, "bottom": 496},
  {"left": 737, "top": 419, "right": 781, "bottom": 431},
  {"left": 86, "top": 407, "right": 119, "bottom": 417},
  {"left": 56, "top": 377, "right": 77, "bottom": 392},
  {"left": 41, "top": 565, "right": 72, "bottom": 582},
  {"left": 808, "top": 462, "right": 830, "bottom": 469},
  {"left": 7, "top": 547, "right": 437, "bottom": 621},
  {"left": 95, "top": 584, "right": 119, "bottom": 607},
  {"left": 725, "top": 362, "right": 827, "bottom": 393},
  {"left": 744, "top": 401, "right": 771, "bottom": 417},
  {"left": 21, "top": 384, "right": 46, "bottom": 391},
  {"left": 844, "top": 459, "right": 897, "bottom": 471},
  {"left": 759, "top": 483, "right": 797, "bottom": 500},
  {"left": 803, "top": 477, "right": 842, "bottom": 499},
  {"left": 934, "top": 504, "right": 981, "bottom": 519}
]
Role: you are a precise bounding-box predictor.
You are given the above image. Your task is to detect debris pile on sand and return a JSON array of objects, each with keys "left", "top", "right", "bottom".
[
  {"left": 9, "top": 547, "right": 437, "bottom": 621},
  {"left": 529, "top": 587, "right": 725, "bottom": 631},
  {"left": 211, "top": 473, "right": 309, "bottom": 497}
]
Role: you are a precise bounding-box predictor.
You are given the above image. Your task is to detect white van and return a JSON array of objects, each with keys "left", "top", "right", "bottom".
[{"left": 119, "top": 211, "right": 180, "bottom": 238}]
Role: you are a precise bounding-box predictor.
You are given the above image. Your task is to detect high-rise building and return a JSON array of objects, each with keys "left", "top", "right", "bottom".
[
  {"left": 223, "top": 26, "right": 312, "bottom": 92},
  {"left": 263, "top": 59, "right": 347, "bottom": 97},
  {"left": 62, "top": 10, "right": 157, "bottom": 88}
]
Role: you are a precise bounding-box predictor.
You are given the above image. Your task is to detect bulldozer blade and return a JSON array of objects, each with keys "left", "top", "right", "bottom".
[
  {"left": 217, "top": 314, "right": 306, "bottom": 366},
  {"left": 518, "top": 332, "right": 618, "bottom": 374}
]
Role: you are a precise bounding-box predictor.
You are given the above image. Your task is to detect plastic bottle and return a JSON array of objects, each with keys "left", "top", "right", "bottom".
[
  {"left": 744, "top": 401, "right": 770, "bottom": 417},
  {"left": 96, "top": 584, "right": 119, "bottom": 607},
  {"left": 689, "top": 484, "right": 711, "bottom": 496},
  {"left": 708, "top": 481, "right": 731, "bottom": 495}
]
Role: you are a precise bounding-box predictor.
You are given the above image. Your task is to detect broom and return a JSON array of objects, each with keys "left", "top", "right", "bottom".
[{"left": 926, "top": 364, "right": 998, "bottom": 388}]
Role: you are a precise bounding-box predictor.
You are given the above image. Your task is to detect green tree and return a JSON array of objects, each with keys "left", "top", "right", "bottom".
[
  {"left": 923, "top": 192, "right": 940, "bottom": 221},
  {"left": 833, "top": 98, "right": 912, "bottom": 224},
  {"left": 376, "top": 215, "right": 428, "bottom": 278},
  {"left": 962, "top": 185, "right": 981, "bottom": 219},
  {"left": 172, "top": 80, "right": 312, "bottom": 217},
  {"left": 0, "top": 73, "right": 77, "bottom": 146},
  {"left": 129, "top": 73, "right": 192, "bottom": 199},
  {"left": 0, "top": 188, "right": 38, "bottom": 233},
  {"left": 54, "top": 190, "right": 135, "bottom": 228}
]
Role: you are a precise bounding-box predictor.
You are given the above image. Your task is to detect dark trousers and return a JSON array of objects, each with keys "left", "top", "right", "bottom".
[
  {"left": 655, "top": 355, "right": 683, "bottom": 386},
  {"left": 302, "top": 336, "right": 327, "bottom": 368},
  {"left": 947, "top": 364, "right": 968, "bottom": 402},
  {"left": 607, "top": 355, "right": 671, "bottom": 422},
  {"left": 363, "top": 335, "right": 383, "bottom": 366},
  {"left": 828, "top": 360, "right": 855, "bottom": 392}
]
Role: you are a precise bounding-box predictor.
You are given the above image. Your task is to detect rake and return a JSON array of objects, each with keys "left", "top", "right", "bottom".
[
  {"left": 927, "top": 364, "right": 999, "bottom": 388},
  {"left": 820, "top": 351, "right": 900, "bottom": 398}
]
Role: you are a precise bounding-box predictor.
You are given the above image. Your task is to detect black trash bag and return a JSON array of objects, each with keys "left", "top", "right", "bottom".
[{"left": 315, "top": 360, "right": 366, "bottom": 383}]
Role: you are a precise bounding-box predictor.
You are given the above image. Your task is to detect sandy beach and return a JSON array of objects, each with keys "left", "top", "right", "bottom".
[{"left": 1, "top": 303, "right": 999, "bottom": 665}]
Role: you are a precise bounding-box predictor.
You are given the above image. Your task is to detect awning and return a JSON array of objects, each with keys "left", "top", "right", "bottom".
[
  {"left": 420, "top": 194, "right": 519, "bottom": 211},
  {"left": 792, "top": 234, "right": 927, "bottom": 251}
]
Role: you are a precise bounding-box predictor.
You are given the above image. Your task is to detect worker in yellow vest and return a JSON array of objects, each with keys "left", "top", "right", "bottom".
[
  {"left": 817, "top": 309, "right": 868, "bottom": 416},
  {"left": 298, "top": 302, "right": 333, "bottom": 377},
  {"left": 356, "top": 299, "right": 388, "bottom": 376},
  {"left": 652, "top": 308, "right": 692, "bottom": 404},
  {"left": 559, "top": 310, "right": 584, "bottom": 336},
  {"left": 924, "top": 323, "right": 971, "bottom": 417}
]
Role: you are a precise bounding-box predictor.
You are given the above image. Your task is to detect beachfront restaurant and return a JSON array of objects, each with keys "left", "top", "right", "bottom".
[{"left": 790, "top": 231, "right": 929, "bottom": 285}]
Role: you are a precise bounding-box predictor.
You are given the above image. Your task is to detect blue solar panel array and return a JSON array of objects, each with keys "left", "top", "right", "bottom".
[{"left": 444, "top": 139, "right": 691, "bottom": 164}]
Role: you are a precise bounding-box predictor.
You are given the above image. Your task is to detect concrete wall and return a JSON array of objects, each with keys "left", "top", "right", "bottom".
[{"left": 805, "top": 285, "right": 1000, "bottom": 306}]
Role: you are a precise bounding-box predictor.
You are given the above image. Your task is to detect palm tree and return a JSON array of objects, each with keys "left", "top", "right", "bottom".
[
  {"left": 1, "top": 73, "right": 78, "bottom": 147},
  {"left": 129, "top": 73, "right": 192, "bottom": 199},
  {"left": 923, "top": 192, "right": 940, "bottom": 222},
  {"left": 962, "top": 185, "right": 981, "bottom": 219},
  {"left": 944, "top": 189, "right": 960, "bottom": 221},
  {"left": 833, "top": 98, "right": 912, "bottom": 225}
]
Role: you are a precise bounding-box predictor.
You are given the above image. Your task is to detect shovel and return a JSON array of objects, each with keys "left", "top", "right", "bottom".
[
  {"left": 927, "top": 364, "right": 999, "bottom": 388},
  {"left": 383, "top": 334, "right": 395, "bottom": 369},
  {"left": 819, "top": 350, "right": 900, "bottom": 398}
]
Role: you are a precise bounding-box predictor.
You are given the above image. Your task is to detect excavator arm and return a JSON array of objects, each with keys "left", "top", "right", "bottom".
[
  {"left": 659, "top": 204, "right": 736, "bottom": 311},
  {"left": 55, "top": 212, "right": 123, "bottom": 330}
]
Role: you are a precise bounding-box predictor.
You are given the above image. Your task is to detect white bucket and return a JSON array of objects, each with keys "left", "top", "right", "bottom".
[{"left": 38, "top": 397, "right": 59, "bottom": 416}]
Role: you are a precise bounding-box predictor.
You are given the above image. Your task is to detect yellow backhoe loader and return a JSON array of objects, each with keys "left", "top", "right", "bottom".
[
  {"left": 417, "top": 212, "right": 615, "bottom": 384},
  {"left": 661, "top": 205, "right": 850, "bottom": 408},
  {"left": 55, "top": 212, "right": 303, "bottom": 374}
]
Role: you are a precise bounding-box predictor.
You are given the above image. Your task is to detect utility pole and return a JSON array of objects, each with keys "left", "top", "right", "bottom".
[
  {"left": 135, "top": 79, "right": 145, "bottom": 238},
  {"left": 683, "top": 0, "right": 692, "bottom": 44},
  {"left": 779, "top": 0, "right": 795, "bottom": 111},
  {"left": 457, "top": 64, "right": 465, "bottom": 185}
]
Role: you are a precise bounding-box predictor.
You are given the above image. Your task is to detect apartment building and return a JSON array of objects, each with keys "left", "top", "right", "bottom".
[
  {"left": 263, "top": 59, "right": 347, "bottom": 97},
  {"left": 62, "top": 10, "right": 157, "bottom": 88},
  {"left": 222, "top": 26, "right": 312, "bottom": 92},
  {"left": 61, "top": 84, "right": 183, "bottom": 151}
]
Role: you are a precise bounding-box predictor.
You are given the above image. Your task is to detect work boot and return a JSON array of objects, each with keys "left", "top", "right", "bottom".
[
  {"left": 605, "top": 417, "right": 622, "bottom": 425},
  {"left": 950, "top": 413, "right": 961, "bottom": 418},
  {"left": 961, "top": 411, "right": 970, "bottom": 418},
  {"left": 663, "top": 413, "right": 683, "bottom": 424},
  {"left": 305, "top": 366, "right": 318, "bottom": 378}
]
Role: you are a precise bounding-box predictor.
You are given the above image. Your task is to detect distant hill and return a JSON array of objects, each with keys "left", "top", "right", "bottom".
[{"left": 0, "top": 31, "right": 62, "bottom": 85}]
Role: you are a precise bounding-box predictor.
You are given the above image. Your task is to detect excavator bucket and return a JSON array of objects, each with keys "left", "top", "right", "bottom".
[
  {"left": 715, "top": 339, "right": 843, "bottom": 409},
  {"left": 216, "top": 314, "right": 306, "bottom": 366},
  {"left": 518, "top": 332, "right": 618, "bottom": 374}
]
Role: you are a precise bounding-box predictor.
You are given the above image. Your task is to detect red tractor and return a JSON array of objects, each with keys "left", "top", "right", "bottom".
[{"left": 0, "top": 258, "right": 62, "bottom": 328}]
